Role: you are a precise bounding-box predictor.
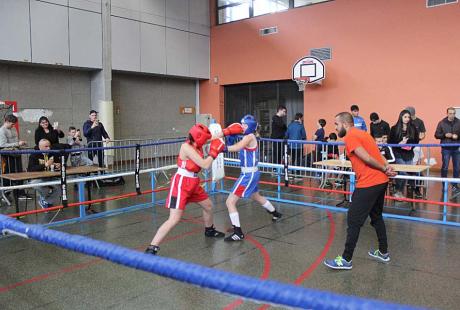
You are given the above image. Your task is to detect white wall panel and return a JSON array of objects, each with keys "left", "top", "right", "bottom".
[
  {"left": 69, "top": 8, "right": 102, "bottom": 68},
  {"left": 189, "top": 33, "right": 209, "bottom": 79},
  {"left": 140, "top": 0, "right": 165, "bottom": 25},
  {"left": 111, "top": 16, "right": 140, "bottom": 71},
  {"left": 140, "top": 23, "right": 166, "bottom": 74},
  {"left": 0, "top": 0, "right": 31, "bottom": 62},
  {"left": 38, "top": 0, "right": 68, "bottom": 6},
  {"left": 111, "top": 0, "right": 140, "bottom": 20},
  {"left": 30, "top": 1, "right": 69, "bottom": 65},
  {"left": 166, "top": 28, "right": 189, "bottom": 76},
  {"left": 69, "top": 0, "right": 102, "bottom": 13},
  {"left": 166, "top": 0, "right": 188, "bottom": 31},
  {"left": 189, "top": 0, "right": 210, "bottom": 35}
]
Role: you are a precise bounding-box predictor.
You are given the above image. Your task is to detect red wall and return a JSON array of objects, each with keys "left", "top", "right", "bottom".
[{"left": 200, "top": 0, "right": 460, "bottom": 162}]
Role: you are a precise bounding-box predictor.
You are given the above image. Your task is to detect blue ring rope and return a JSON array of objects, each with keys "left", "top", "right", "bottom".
[{"left": 0, "top": 215, "right": 424, "bottom": 310}]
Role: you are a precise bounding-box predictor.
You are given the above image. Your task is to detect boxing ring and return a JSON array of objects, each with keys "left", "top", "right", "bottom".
[{"left": 1, "top": 138, "right": 458, "bottom": 309}]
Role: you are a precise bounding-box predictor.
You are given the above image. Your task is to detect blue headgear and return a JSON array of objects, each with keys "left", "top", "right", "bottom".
[{"left": 241, "top": 115, "right": 257, "bottom": 135}]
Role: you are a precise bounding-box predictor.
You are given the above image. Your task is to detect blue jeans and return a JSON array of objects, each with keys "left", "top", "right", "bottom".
[
  {"left": 441, "top": 148, "right": 460, "bottom": 183},
  {"left": 394, "top": 157, "right": 415, "bottom": 192}
]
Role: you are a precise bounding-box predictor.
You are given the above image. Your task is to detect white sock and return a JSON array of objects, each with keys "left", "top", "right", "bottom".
[
  {"left": 262, "top": 200, "right": 275, "bottom": 212},
  {"left": 229, "top": 212, "right": 241, "bottom": 227}
]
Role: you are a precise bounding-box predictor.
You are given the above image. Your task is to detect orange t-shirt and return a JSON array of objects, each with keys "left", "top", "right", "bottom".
[{"left": 344, "top": 127, "right": 389, "bottom": 188}]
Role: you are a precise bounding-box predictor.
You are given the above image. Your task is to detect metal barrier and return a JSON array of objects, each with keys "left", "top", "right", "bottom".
[{"left": 1, "top": 138, "right": 459, "bottom": 227}]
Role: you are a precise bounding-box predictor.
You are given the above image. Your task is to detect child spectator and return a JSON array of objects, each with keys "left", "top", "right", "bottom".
[
  {"left": 326, "top": 133, "right": 339, "bottom": 159},
  {"left": 67, "top": 126, "right": 94, "bottom": 167},
  {"left": 375, "top": 133, "right": 395, "bottom": 163}
]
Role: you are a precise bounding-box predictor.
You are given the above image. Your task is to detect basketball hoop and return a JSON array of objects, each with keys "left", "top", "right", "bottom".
[
  {"left": 292, "top": 56, "right": 325, "bottom": 92},
  {"left": 294, "top": 77, "right": 309, "bottom": 92}
]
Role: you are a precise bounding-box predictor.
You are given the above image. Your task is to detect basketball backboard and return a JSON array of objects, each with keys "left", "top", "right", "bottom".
[{"left": 292, "top": 56, "right": 325, "bottom": 91}]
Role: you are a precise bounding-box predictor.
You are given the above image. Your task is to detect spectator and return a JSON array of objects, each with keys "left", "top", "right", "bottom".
[
  {"left": 313, "top": 119, "right": 326, "bottom": 161},
  {"left": 28, "top": 139, "right": 61, "bottom": 209},
  {"left": 350, "top": 105, "right": 367, "bottom": 131},
  {"left": 270, "top": 105, "right": 287, "bottom": 166},
  {"left": 0, "top": 114, "right": 31, "bottom": 199},
  {"left": 325, "top": 133, "right": 339, "bottom": 159},
  {"left": 83, "top": 110, "right": 110, "bottom": 168},
  {"left": 369, "top": 112, "right": 390, "bottom": 138},
  {"left": 405, "top": 106, "right": 426, "bottom": 141},
  {"left": 286, "top": 113, "right": 306, "bottom": 177},
  {"left": 405, "top": 106, "right": 426, "bottom": 167},
  {"left": 389, "top": 110, "right": 420, "bottom": 198},
  {"left": 34, "top": 116, "right": 65, "bottom": 147},
  {"left": 375, "top": 133, "right": 395, "bottom": 163},
  {"left": 67, "top": 126, "right": 94, "bottom": 167},
  {"left": 434, "top": 107, "right": 460, "bottom": 197}
]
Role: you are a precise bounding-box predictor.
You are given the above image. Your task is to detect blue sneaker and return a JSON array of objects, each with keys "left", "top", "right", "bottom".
[
  {"left": 324, "top": 256, "right": 352, "bottom": 270},
  {"left": 368, "top": 249, "right": 390, "bottom": 262},
  {"left": 38, "top": 196, "right": 51, "bottom": 209}
]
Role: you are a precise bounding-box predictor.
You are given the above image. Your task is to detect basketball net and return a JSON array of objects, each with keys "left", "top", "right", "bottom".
[{"left": 294, "top": 77, "right": 309, "bottom": 92}]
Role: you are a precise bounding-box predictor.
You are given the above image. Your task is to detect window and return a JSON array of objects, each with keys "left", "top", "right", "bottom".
[
  {"left": 224, "top": 81, "right": 303, "bottom": 137},
  {"left": 294, "top": 0, "right": 332, "bottom": 8},
  {"left": 218, "top": 1, "right": 250, "bottom": 24},
  {"left": 253, "top": 0, "right": 289, "bottom": 17},
  {"left": 426, "top": 0, "right": 458, "bottom": 7},
  {"left": 217, "top": 0, "right": 334, "bottom": 25}
]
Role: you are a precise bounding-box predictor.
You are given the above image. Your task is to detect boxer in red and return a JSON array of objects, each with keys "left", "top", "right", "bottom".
[{"left": 145, "top": 124, "right": 226, "bottom": 255}]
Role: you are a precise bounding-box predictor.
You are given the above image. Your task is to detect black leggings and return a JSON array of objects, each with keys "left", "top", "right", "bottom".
[{"left": 342, "top": 182, "right": 388, "bottom": 261}]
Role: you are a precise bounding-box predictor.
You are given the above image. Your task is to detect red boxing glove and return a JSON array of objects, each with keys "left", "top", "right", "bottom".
[
  {"left": 223, "top": 123, "right": 243, "bottom": 136},
  {"left": 208, "top": 139, "right": 225, "bottom": 159}
]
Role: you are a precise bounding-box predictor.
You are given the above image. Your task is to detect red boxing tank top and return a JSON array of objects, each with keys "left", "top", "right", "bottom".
[{"left": 177, "top": 146, "right": 203, "bottom": 173}]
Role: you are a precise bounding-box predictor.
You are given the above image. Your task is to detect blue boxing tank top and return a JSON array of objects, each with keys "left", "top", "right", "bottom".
[{"left": 239, "top": 145, "right": 259, "bottom": 169}]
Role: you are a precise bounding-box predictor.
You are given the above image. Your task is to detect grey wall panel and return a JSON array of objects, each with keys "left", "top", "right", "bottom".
[
  {"left": 112, "top": 73, "right": 195, "bottom": 139},
  {"left": 69, "top": 0, "right": 102, "bottom": 13},
  {"left": 111, "top": 0, "right": 140, "bottom": 20},
  {"left": 189, "top": 0, "right": 210, "bottom": 35},
  {"left": 30, "top": 1, "right": 69, "bottom": 65},
  {"left": 166, "top": 28, "right": 189, "bottom": 77},
  {"left": 166, "top": 0, "right": 188, "bottom": 31},
  {"left": 0, "top": 0, "right": 31, "bottom": 62},
  {"left": 69, "top": 8, "right": 102, "bottom": 68},
  {"left": 140, "top": 23, "right": 166, "bottom": 74},
  {"left": 140, "top": 0, "right": 165, "bottom": 25},
  {"left": 189, "top": 33, "right": 209, "bottom": 79},
  {"left": 111, "top": 16, "right": 140, "bottom": 72},
  {"left": 0, "top": 63, "right": 91, "bottom": 146}
]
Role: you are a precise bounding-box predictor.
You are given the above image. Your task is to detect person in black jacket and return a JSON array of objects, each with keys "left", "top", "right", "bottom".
[
  {"left": 434, "top": 107, "right": 460, "bottom": 195},
  {"left": 83, "top": 110, "right": 110, "bottom": 168},
  {"left": 270, "top": 105, "right": 287, "bottom": 166},
  {"left": 369, "top": 112, "right": 390, "bottom": 138},
  {"left": 34, "top": 116, "right": 65, "bottom": 147},
  {"left": 28, "top": 139, "right": 61, "bottom": 209},
  {"left": 388, "top": 110, "right": 420, "bottom": 198}
]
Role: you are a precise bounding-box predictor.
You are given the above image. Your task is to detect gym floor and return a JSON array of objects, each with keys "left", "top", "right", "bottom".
[{"left": 0, "top": 174, "right": 459, "bottom": 309}]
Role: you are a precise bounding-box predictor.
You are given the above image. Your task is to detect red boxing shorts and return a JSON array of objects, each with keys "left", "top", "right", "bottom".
[{"left": 165, "top": 169, "right": 208, "bottom": 210}]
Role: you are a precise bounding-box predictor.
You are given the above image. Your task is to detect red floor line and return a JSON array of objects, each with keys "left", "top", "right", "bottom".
[
  {"left": 223, "top": 235, "right": 272, "bottom": 310},
  {"left": 0, "top": 224, "right": 201, "bottom": 293},
  {"left": 257, "top": 210, "right": 336, "bottom": 310}
]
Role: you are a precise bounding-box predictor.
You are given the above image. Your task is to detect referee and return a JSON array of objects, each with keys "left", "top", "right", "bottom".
[{"left": 324, "top": 112, "right": 396, "bottom": 270}]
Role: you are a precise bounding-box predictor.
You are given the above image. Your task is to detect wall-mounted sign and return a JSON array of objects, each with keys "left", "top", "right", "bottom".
[{"left": 180, "top": 107, "right": 195, "bottom": 114}]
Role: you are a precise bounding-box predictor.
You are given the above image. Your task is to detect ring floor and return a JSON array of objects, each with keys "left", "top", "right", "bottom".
[{"left": 0, "top": 174, "right": 459, "bottom": 309}]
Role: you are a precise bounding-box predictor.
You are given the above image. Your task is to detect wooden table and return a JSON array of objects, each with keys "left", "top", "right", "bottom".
[
  {"left": 1, "top": 166, "right": 106, "bottom": 214},
  {"left": 313, "top": 159, "right": 430, "bottom": 173},
  {"left": 313, "top": 159, "right": 431, "bottom": 204}
]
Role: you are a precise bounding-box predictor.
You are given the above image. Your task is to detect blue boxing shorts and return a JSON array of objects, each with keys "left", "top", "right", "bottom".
[{"left": 231, "top": 170, "right": 260, "bottom": 198}]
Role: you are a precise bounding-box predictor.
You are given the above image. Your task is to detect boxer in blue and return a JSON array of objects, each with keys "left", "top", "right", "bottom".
[{"left": 222, "top": 115, "right": 283, "bottom": 242}]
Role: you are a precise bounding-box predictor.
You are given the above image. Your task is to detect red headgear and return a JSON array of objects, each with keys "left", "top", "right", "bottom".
[{"left": 188, "top": 124, "right": 211, "bottom": 147}]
